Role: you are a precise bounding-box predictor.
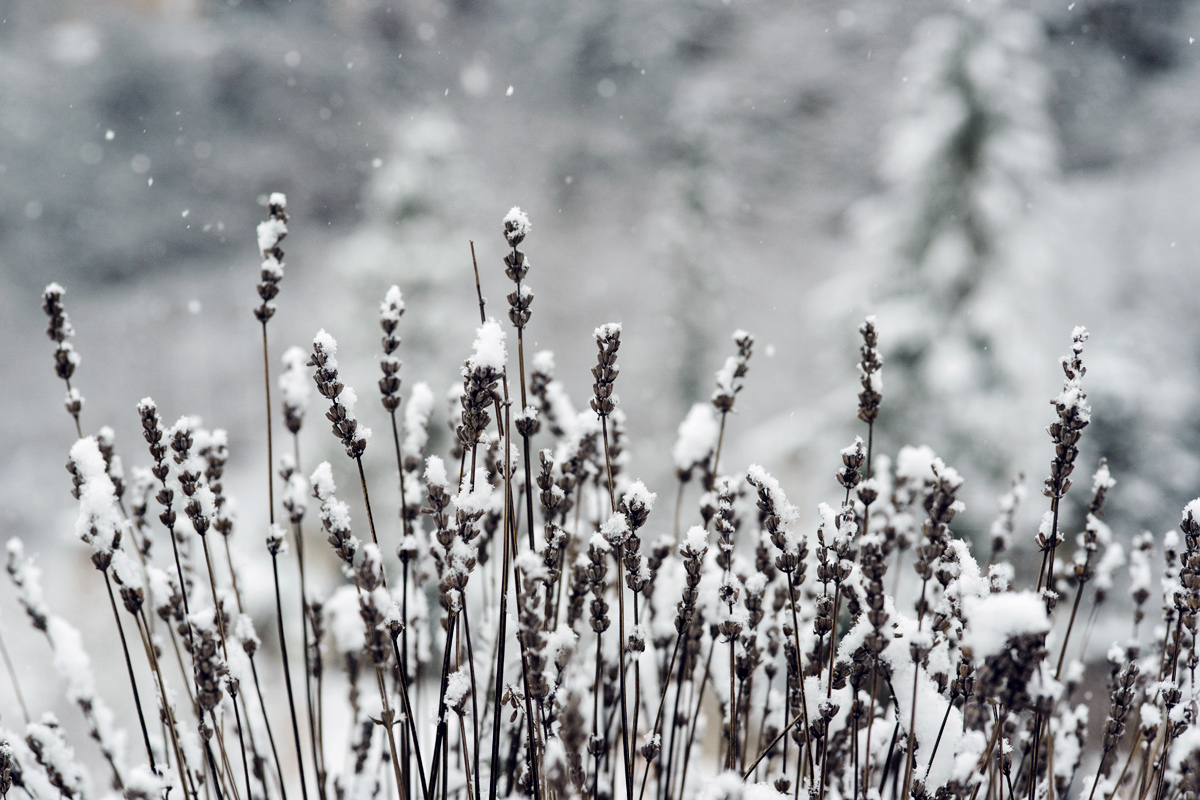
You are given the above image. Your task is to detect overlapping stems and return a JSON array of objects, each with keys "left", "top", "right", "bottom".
[{"left": 25, "top": 208, "right": 1200, "bottom": 800}]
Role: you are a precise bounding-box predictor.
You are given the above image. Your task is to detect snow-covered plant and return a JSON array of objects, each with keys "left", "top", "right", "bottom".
[{"left": 10, "top": 205, "right": 1200, "bottom": 800}]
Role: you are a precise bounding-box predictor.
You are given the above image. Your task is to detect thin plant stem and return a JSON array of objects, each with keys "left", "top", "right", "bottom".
[
  {"left": 635, "top": 632, "right": 685, "bottom": 800},
  {"left": 672, "top": 479, "right": 685, "bottom": 544},
  {"left": 462, "top": 610, "right": 484, "bottom": 800},
  {"left": 486, "top": 462, "right": 515, "bottom": 800},
  {"left": 211, "top": 713, "right": 243, "bottom": 800},
  {"left": 270, "top": 553, "right": 311, "bottom": 800},
  {"left": 0, "top": 627, "right": 30, "bottom": 724},
  {"left": 426, "top": 610, "right": 459, "bottom": 800},
  {"left": 102, "top": 569, "right": 157, "bottom": 772},
  {"left": 249, "top": 656, "right": 290, "bottom": 800},
  {"left": 356, "top": 456, "right": 383, "bottom": 559},
  {"left": 388, "top": 636, "right": 430, "bottom": 800},
  {"left": 1055, "top": 582, "right": 1087, "bottom": 680},
  {"left": 372, "top": 666, "right": 407, "bottom": 800},
  {"left": 743, "top": 709, "right": 806, "bottom": 779},
  {"left": 678, "top": 636, "right": 717, "bottom": 798},
  {"left": 197, "top": 533, "right": 253, "bottom": 800},
  {"left": 787, "top": 571, "right": 815, "bottom": 778},
  {"left": 261, "top": 321, "right": 276, "bottom": 527},
  {"left": 135, "top": 614, "right": 198, "bottom": 800},
  {"left": 600, "top": 413, "right": 633, "bottom": 799},
  {"left": 862, "top": 663, "right": 881, "bottom": 795}
]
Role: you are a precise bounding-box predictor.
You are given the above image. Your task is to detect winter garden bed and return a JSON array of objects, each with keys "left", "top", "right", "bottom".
[{"left": 1, "top": 198, "right": 1194, "bottom": 800}]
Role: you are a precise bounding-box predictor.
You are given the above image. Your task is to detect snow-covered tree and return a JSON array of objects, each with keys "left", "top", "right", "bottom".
[{"left": 851, "top": 0, "right": 1060, "bottom": 516}]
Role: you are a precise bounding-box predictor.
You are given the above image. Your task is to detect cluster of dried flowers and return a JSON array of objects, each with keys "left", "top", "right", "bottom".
[{"left": 5, "top": 201, "right": 1199, "bottom": 800}]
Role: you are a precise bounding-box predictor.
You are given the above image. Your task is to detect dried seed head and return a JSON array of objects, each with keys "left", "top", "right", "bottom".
[
  {"left": 590, "top": 323, "right": 621, "bottom": 419},
  {"left": 503, "top": 206, "right": 532, "bottom": 250},
  {"left": 1044, "top": 327, "right": 1091, "bottom": 502},
  {"left": 309, "top": 330, "right": 370, "bottom": 459},
  {"left": 857, "top": 315, "right": 883, "bottom": 424},
  {"left": 254, "top": 193, "right": 288, "bottom": 323},
  {"left": 42, "top": 283, "right": 85, "bottom": 423},
  {"left": 266, "top": 523, "right": 288, "bottom": 556},
  {"left": 378, "top": 286, "right": 405, "bottom": 412},
  {"left": 712, "top": 329, "right": 754, "bottom": 414},
  {"left": 458, "top": 320, "right": 505, "bottom": 449},
  {"left": 837, "top": 436, "right": 865, "bottom": 491},
  {"left": 280, "top": 345, "right": 311, "bottom": 435}
]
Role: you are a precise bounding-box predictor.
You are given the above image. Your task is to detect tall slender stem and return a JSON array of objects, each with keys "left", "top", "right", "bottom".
[
  {"left": 262, "top": 322, "right": 276, "bottom": 527},
  {"left": 0, "top": 627, "right": 30, "bottom": 724},
  {"left": 270, "top": 553, "right": 311, "bottom": 800},
  {"left": 249, "top": 656, "right": 290, "bottom": 800},
  {"left": 103, "top": 570, "right": 157, "bottom": 772}
]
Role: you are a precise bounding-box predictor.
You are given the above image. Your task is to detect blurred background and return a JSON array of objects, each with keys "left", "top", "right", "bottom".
[{"left": 3, "top": 0, "right": 1200, "bottom": 673}]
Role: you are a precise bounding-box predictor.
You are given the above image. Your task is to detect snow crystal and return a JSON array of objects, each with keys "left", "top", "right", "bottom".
[
  {"left": 673, "top": 403, "right": 719, "bottom": 472},
  {"left": 69, "top": 436, "right": 124, "bottom": 554},
  {"left": 467, "top": 318, "right": 507, "bottom": 373},
  {"left": 47, "top": 617, "right": 96, "bottom": 703},
  {"left": 110, "top": 550, "right": 143, "bottom": 592},
  {"left": 194, "top": 484, "right": 218, "bottom": 521},
  {"left": 589, "top": 532, "right": 611, "bottom": 553},
  {"left": 895, "top": 445, "right": 937, "bottom": 482},
  {"left": 126, "top": 765, "right": 168, "bottom": 800},
  {"left": 443, "top": 667, "right": 471, "bottom": 713},
  {"left": 257, "top": 217, "right": 287, "bottom": 255},
  {"left": 1093, "top": 461, "right": 1116, "bottom": 493},
  {"left": 0, "top": 734, "right": 57, "bottom": 800},
  {"left": 313, "top": 329, "right": 339, "bottom": 369},
  {"left": 1140, "top": 702, "right": 1162, "bottom": 730},
  {"left": 145, "top": 566, "right": 174, "bottom": 610},
  {"left": 284, "top": 472, "right": 309, "bottom": 516},
  {"left": 594, "top": 322, "right": 621, "bottom": 340},
  {"left": 694, "top": 771, "right": 742, "bottom": 800},
  {"left": 403, "top": 382, "right": 435, "bottom": 456},
  {"left": 747, "top": 464, "right": 801, "bottom": 544},
  {"left": 1129, "top": 541, "right": 1151, "bottom": 595},
  {"left": 235, "top": 614, "right": 260, "bottom": 650},
  {"left": 268, "top": 522, "right": 289, "bottom": 555},
  {"left": 544, "top": 623, "right": 577, "bottom": 665},
  {"left": 622, "top": 480, "right": 656, "bottom": 513},
  {"left": 532, "top": 350, "right": 555, "bottom": 374},
  {"left": 503, "top": 206, "right": 531, "bottom": 238},
  {"left": 24, "top": 718, "right": 85, "bottom": 798},
  {"left": 682, "top": 525, "right": 708, "bottom": 555},
  {"left": 323, "top": 498, "right": 353, "bottom": 534},
  {"left": 380, "top": 285, "right": 404, "bottom": 322},
  {"left": 713, "top": 356, "right": 738, "bottom": 396},
  {"left": 1054, "top": 384, "right": 1090, "bottom": 423},
  {"left": 340, "top": 385, "right": 360, "bottom": 418},
  {"left": 960, "top": 591, "right": 1049, "bottom": 661},
  {"left": 326, "top": 585, "right": 366, "bottom": 654},
  {"left": 1170, "top": 724, "right": 1200, "bottom": 772},
  {"left": 601, "top": 513, "right": 629, "bottom": 547},
  {"left": 951, "top": 730, "right": 987, "bottom": 784},
  {"left": 1093, "top": 541, "right": 1126, "bottom": 591},
  {"left": 268, "top": 192, "right": 287, "bottom": 209},
  {"left": 310, "top": 461, "right": 337, "bottom": 501},
  {"left": 425, "top": 455, "right": 449, "bottom": 489},
  {"left": 515, "top": 550, "right": 546, "bottom": 582},
  {"left": 280, "top": 346, "right": 312, "bottom": 408},
  {"left": 452, "top": 477, "right": 493, "bottom": 517}
]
